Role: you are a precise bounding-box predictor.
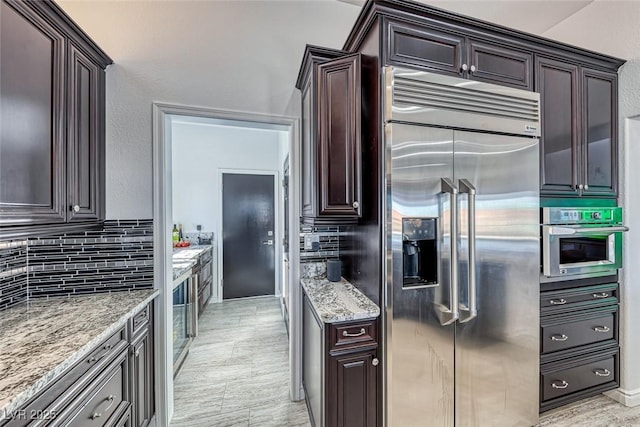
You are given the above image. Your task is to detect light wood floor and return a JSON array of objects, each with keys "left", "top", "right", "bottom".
[
  {"left": 539, "top": 394, "right": 640, "bottom": 426},
  {"left": 171, "top": 296, "right": 310, "bottom": 427}
]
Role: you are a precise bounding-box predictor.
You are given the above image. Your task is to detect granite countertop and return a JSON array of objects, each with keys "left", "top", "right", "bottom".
[
  {"left": 0, "top": 289, "right": 159, "bottom": 419},
  {"left": 172, "top": 245, "right": 212, "bottom": 281},
  {"left": 301, "top": 276, "right": 380, "bottom": 323}
]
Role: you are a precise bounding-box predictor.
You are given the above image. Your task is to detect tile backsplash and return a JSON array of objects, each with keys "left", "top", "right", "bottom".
[
  {"left": 0, "top": 220, "right": 153, "bottom": 309},
  {"left": 299, "top": 225, "right": 351, "bottom": 262}
]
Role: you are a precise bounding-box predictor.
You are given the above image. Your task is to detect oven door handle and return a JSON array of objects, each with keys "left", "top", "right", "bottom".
[{"left": 548, "top": 226, "right": 629, "bottom": 236}]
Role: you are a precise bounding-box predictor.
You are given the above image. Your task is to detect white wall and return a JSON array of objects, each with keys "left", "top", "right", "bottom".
[
  {"left": 56, "top": 0, "right": 360, "bottom": 219},
  {"left": 543, "top": 1, "right": 640, "bottom": 406}
]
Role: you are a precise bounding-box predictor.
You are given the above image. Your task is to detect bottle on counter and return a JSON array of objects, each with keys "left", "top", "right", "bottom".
[
  {"left": 172, "top": 224, "right": 179, "bottom": 245},
  {"left": 178, "top": 223, "right": 184, "bottom": 242}
]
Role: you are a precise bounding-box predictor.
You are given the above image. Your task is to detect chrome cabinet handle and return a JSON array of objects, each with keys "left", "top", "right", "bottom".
[
  {"left": 438, "top": 178, "right": 459, "bottom": 326},
  {"left": 593, "top": 293, "right": 610, "bottom": 299},
  {"left": 594, "top": 326, "right": 611, "bottom": 333},
  {"left": 353, "top": 201, "right": 359, "bottom": 209},
  {"left": 372, "top": 358, "right": 379, "bottom": 366},
  {"left": 88, "top": 344, "right": 113, "bottom": 363},
  {"left": 551, "top": 380, "right": 569, "bottom": 389},
  {"left": 70, "top": 204, "right": 80, "bottom": 213},
  {"left": 458, "top": 178, "right": 477, "bottom": 323},
  {"left": 461, "top": 64, "right": 469, "bottom": 72},
  {"left": 90, "top": 395, "right": 115, "bottom": 420},
  {"left": 343, "top": 328, "right": 366, "bottom": 337},
  {"left": 470, "top": 65, "right": 477, "bottom": 73},
  {"left": 551, "top": 334, "right": 569, "bottom": 341},
  {"left": 550, "top": 298, "right": 567, "bottom": 305},
  {"left": 594, "top": 368, "right": 611, "bottom": 377}
]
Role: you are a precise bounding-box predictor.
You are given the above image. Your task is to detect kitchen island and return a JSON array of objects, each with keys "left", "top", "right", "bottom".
[{"left": 0, "top": 289, "right": 158, "bottom": 423}]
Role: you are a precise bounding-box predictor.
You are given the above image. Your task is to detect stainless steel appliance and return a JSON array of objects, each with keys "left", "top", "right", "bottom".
[
  {"left": 384, "top": 68, "right": 541, "bottom": 426},
  {"left": 172, "top": 269, "right": 198, "bottom": 377},
  {"left": 542, "top": 206, "right": 628, "bottom": 280}
]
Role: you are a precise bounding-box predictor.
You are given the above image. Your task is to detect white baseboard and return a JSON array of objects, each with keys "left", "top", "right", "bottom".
[{"left": 605, "top": 387, "right": 640, "bottom": 407}]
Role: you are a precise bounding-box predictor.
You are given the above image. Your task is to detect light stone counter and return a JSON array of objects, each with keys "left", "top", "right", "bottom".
[
  {"left": 0, "top": 289, "right": 159, "bottom": 419},
  {"left": 300, "top": 276, "right": 380, "bottom": 323}
]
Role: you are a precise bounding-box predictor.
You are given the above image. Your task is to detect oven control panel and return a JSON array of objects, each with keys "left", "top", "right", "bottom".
[{"left": 543, "top": 207, "right": 622, "bottom": 225}]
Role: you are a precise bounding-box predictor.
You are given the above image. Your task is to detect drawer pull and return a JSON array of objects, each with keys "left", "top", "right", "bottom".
[
  {"left": 551, "top": 380, "right": 569, "bottom": 389},
  {"left": 343, "top": 328, "right": 366, "bottom": 338},
  {"left": 551, "top": 334, "right": 569, "bottom": 342},
  {"left": 594, "top": 368, "right": 611, "bottom": 377},
  {"left": 90, "top": 395, "right": 115, "bottom": 420},
  {"left": 549, "top": 299, "right": 567, "bottom": 305},
  {"left": 593, "top": 293, "right": 610, "bottom": 299},
  {"left": 593, "top": 326, "right": 611, "bottom": 333},
  {"left": 88, "top": 344, "right": 113, "bottom": 363}
]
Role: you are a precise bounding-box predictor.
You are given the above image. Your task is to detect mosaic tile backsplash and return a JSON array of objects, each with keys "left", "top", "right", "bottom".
[
  {"left": 0, "top": 220, "right": 154, "bottom": 310},
  {"left": 299, "top": 225, "right": 351, "bottom": 262}
]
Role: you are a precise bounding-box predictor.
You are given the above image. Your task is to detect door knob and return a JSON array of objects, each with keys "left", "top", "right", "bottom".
[
  {"left": 372, "top": 358, "right": 379, "bottom": 366},
  {"left": 470, "top": 65, "right": 477, "bottom": 73},
  {"left": 461, "top": 64, "right": 469, "bottom": 72},
  {"left": 352, "top": 201, "right": 359, "bottom": 209},
  {"left": 70, "top": 204, "right": 80, "bottom": 213}
]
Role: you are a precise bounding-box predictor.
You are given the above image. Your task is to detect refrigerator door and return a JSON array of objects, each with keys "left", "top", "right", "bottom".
[
  {"left": 387, "top": 123, "right": 456, "bottom": 427},
  {"left": 454, "top": 130, "right": 539, "bottom": 427}
]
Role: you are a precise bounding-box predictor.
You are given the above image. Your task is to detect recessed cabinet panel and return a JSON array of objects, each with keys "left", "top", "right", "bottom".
[
  {"left": 68, "top": 43, "right": 102, "bottom": 222},
  {"left": 583, "top": 70, "right": 616, "bottom": 196},
  {"left": 536, "top": 57, "right": 579, "bottom": 195},
  {"left": 387, "top": 19, "right": 464, "bottom": 76},
  {"left": 0, "top": 0, "right": 66, "bottom": 225},
  {"left": 469, "top": 41, "right": 532, "bottom": 90},
  {"left": 317, "top": 54, "right": 362, "bottom": 218},
  {"left": 301, "top": 86, "right": 314, "bottom": 218}
]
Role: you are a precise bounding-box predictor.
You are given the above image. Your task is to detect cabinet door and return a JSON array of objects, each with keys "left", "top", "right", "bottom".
[
  {"left": 67, "top": 42, "right": 103, "bottom": 221},
  {"left": 0, "top": 0, "right": 66, "bottom": 226},
  {"left": 535, "top": 57, "right": 580, "bottom": 195},
  {"left": 386, "top": 18, "right": 464, "bottom": 77},
  {"left": 327, "top": 349, "right": 378, "bottom": 427},
  {"left": 316, "top": 54, "right": 362, "bottom": 218},
  {"left": 301, "top": 83, "right": 315, "bottom": 219},
  {"left": 581, "top": 69, "right": 617, "bottom": 197},
  {"left": 130, "top": 327, "right": 154, "bottom": 427},
  {"left": 468, "top": 40, "right": 533, "bottom": 90}
]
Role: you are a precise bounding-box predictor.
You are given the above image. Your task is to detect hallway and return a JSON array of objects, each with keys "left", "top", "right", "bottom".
[{"left": 171, "top": 297, "right": 310, "bottom": 427}]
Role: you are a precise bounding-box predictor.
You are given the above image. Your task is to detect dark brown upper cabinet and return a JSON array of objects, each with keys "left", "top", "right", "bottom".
[
  {"left": 0, "top": 0, "right": 111, "bottom": 236},
  {"left": 536, "top": 55, "right": 617, "bottom": 197},
  {"left": 385, "top": 18, "right": 533, "bottom": 90},
  {"left": 296, "top": 45, "right": 362, "bottom": 225}
]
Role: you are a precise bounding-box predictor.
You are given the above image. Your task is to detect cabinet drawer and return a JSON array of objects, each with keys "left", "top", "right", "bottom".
[
  {"left": 52, "top": 351, "right": 129, "bottom": 427},
  {"left": 131, "top": 304, "right": 151, "bottom": 338},
  {"left": 3, "top": 328, "right": 127, "bottom": 427},
  {"left": 385, "top": 18, "right": 464, "bottom": 76},
  {"left": 329, "top": 320, "right": 377, "bottom": 352},
  {"left": 541, "top": 352, "right": 616, "bottom": 402},
  {"left": 541, "top": 308, "right": 616, "bottom": 354},
  {"left": 198, "top": 284, "right": 212, "bottom": 317},
  {"left": 541, "top": 283, "right": 618, "bottom": 314}
]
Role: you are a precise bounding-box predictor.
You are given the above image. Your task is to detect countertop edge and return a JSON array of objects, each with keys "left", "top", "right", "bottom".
[
  {"left": 0, "top": 289, "right": 160, "bottom": 418},
  {"left": 301, "top": 277, "right": 380, "bottom": 324}
]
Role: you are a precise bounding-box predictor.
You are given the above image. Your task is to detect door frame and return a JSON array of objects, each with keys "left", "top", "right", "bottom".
[
  {"left": 218, "top": 169, "right": 280, "bottom": 300},
  {"left": 152, "top": 103, "right": 303, "bottom": 427}
]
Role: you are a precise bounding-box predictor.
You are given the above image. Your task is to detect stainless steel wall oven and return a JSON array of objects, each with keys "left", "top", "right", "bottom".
[{"left": 542, "top": 207, "right": 628, "bottom": 280}]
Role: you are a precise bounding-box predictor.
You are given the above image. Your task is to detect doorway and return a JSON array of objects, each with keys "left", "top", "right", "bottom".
[
  {"left": 222, "top": 172, "right": 276, "bottom": 299},
  {"left": 152, "top": 103, "right": 304, "bottom": 426}
]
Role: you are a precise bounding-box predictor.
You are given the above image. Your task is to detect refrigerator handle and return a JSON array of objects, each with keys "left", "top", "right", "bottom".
[
  {"left": 438, "top": 178, "right": 459, "bottom": 326},
  {"left": 458, "top": 178, "right": 477, "bottom": 323}
]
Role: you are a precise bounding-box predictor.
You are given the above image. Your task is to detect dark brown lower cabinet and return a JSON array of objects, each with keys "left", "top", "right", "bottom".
[
  {"left": 302, "top": 292, "right": 379, "bottom": 427},
  {"left": 1, "top": 301, "right": 155, "bottom": 427}
]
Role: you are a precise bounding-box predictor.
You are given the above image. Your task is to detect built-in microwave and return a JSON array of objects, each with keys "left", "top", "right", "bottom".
[{"left": 541, "top": 207, "right": 628, "bottom": 280}]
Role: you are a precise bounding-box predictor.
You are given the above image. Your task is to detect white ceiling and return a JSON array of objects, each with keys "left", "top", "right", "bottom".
[{"left": 338, "top": 0, "right": 595, "bottom": 35}]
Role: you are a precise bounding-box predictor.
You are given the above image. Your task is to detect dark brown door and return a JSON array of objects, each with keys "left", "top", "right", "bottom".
[
  {"left": 316, "top": 54, "right": 362, "bottom": 218},
  {"left": 581, "top": 69, "right": 617, "bottom": 197},
  {"left": 0, "top": 0, "right": 66, "bottom": 226},
  {"left": 131, "top": 327, "right": 154, "bottom": 427},
  {"left": 386, "top": 18, "right": 465, "bottom": 77},
  {"left": 327, "top": 349, "right": 378, "bottom": 427},
  {"left": 468, "top": 40, "right": 533, "bottom": 90},
  {"left": 67, "top": 42, "right": 103, "bottom": 221},
  {"left": 222, "top": 173, "right": 275, "bottom": 299},
  {"left": 536, "top": 56, "right": 580, "bottom": 195}
]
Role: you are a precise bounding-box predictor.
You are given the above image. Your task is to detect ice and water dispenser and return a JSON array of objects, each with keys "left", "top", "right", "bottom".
[{"left": 402, "top": 218, "right": 437, "bottom": 287}]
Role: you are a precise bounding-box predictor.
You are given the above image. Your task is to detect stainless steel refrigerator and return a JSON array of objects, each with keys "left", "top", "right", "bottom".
[{"left": 383, "top": 68, "right": 541, "bottom": 426}]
